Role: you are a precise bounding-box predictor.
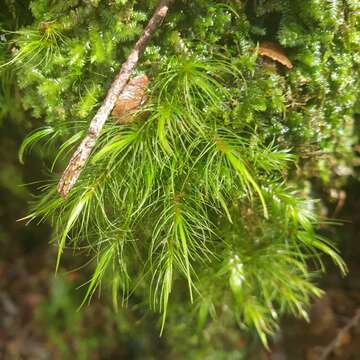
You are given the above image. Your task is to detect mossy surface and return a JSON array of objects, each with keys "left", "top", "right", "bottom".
[{"left": 1, "top": 0, "right": 359, "bottom": 351}]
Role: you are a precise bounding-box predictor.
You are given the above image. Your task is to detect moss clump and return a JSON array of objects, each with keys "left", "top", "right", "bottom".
[{"left": 1, "top": 0, "right": 359, "bottom": 351}]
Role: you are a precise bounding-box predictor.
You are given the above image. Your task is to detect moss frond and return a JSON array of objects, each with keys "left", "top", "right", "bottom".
[{"left": 12, "top": 0, "right": 358, "bottom": 348}]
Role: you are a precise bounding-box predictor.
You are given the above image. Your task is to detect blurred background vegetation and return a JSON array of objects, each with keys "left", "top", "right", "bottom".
[{"left": 0, "top": 0, "right": 360, "bottom": 359}]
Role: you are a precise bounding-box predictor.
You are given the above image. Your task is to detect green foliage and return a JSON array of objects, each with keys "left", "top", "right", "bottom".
[{"left": 2, "top": 0, "right": 359, "bottom": 350}]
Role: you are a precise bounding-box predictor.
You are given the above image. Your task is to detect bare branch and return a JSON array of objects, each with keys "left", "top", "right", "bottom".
[
  {"left": 58, "top": 0, "right": 172, "bottom": 197},
  {"left": 320, "top": 308, "right": 360, "bottom": 360}
]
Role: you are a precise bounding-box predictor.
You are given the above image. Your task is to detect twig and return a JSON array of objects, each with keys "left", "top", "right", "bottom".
[
  {"left": 57, "top": 0, "right": 172, "bottom": 197},
  {"left": 319, "top": 308, "right": 360, "bottom": 360}
]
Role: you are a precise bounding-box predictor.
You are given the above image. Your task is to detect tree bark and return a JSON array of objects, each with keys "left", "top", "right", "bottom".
[{"left": 58, "top": 0, "right": 172, "bottom": 197}]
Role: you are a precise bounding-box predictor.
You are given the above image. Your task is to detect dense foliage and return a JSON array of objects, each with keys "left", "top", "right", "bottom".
[{"left": 1, "top": 0, "right": 359, "bottom": 353}]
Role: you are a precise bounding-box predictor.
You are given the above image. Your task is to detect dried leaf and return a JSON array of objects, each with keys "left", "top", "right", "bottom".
[
  {"left": 112, "top": 74, "right": 149, "bottom": 124},
  {"left": 258, "top": 41, "right": 293, "bottom": 69}
]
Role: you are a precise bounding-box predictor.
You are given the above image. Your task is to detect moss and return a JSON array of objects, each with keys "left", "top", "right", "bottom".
[{"left": 1, "top": 0, "right": 359, "bottom": 351}]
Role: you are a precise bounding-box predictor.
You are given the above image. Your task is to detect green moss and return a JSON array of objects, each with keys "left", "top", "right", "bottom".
[{"left": 1, "top": 0, "right": 359, "bottom": 351}]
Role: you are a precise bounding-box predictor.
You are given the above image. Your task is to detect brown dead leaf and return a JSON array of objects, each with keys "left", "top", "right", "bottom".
[
  {"left": 112, "top": 74, "right": 149, "bottom": 124},
  {"left": 258, "top": 41, "right": 293, "bottom": 69}
]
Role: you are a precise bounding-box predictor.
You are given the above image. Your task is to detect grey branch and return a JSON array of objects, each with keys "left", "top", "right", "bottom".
[
  {"left": 320, "top": 308, "right": 360, "bottom": 360},
  {"left": 58, "top": 0, "right": 172, "bottom": 197}
]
